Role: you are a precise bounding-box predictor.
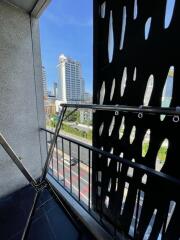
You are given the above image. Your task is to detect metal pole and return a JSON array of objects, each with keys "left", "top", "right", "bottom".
[
  {"left": 21, "top": 191, "right": 39, "bottom": 240},
  {"left": 41, "top": 106, "right": 67, "bottom": 181},
  {"left": 60, "top": 103, "right": 180, "bottom": 116},
  {"left": 0, "top": 133, "right": 37, "bottom": 187}
]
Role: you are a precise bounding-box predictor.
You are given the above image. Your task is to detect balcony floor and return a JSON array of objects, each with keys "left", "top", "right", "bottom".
[{"left": 0, "top": 184, "right": 93, "bottom": 240}]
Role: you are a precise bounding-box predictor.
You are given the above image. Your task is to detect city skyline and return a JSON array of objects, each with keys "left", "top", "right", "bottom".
[
  {"left": 57, "top": 54, "right": 85, "bottom": 102},
  {"left": 39, "top": 0, "right": 93, "bottom": 94},
  {"left": 42, "top": 58, "right": 92, "bottom": 102},
  {"left": 42, "top": 66, "right": 48, "bottom": 98},
  {"left": 39, "top": 0, "right": 174, "bottom": 96}
]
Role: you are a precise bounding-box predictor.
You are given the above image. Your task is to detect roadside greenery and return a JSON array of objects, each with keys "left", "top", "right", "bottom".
[
  {"left": 47, "top": 115, "right": 167, "bottom": 161},
  {"left": 47, "top": 121, "right": 92, "bottom": 141},
  {"left": 82, "top": 119, "right": 92, "bottom": 126},
  {"left": 142, "top": 143, "right": 168, "bottom": 162},
  {"left": 64, "top": 109, "right": 80, "bottom": 123},
  {"left": 47, "top": 114, "right": 58, "bottom": 128},
  {"left": 62, "top": 123, "right": 92, "bottom": 141}
]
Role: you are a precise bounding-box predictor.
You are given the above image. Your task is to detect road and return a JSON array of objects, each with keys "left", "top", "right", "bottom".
[
  {"left": 47, "top": 133, "right": 92, "bottom": 166},
  {"left": 47, "top": 132, "right": 169, "bottom": 238},
  {"left": 49, "top": 146, "right": 92, "bottom": 206},
  {"left": 48, "top": 146, "right": 173, "bottom": 239}
]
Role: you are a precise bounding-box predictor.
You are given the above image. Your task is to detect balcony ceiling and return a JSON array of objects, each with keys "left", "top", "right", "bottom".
[
  {"left": 6, "top": 0, "right": 51, "bottom": 16},
  {"left": 7, "top": 0, "right": 38, "bottom": 12}
]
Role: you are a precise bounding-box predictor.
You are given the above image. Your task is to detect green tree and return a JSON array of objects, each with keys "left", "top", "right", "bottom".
[{"left": 64, "top": 109, "right": 80, "bottom": 122}]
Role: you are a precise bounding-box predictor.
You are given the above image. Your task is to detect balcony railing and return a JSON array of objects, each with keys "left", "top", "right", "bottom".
[
  {"left": 42, "top": 128, "right": 92, "bottom": 209},
  {"left": 41, "top": 104, "right": 180, "bottom": 239},
  {"left": 42, "top": 127, "right": 120, "bottom": 238},
  {"left": 2, "top": 103, "right": 179, "bottom": 239}
]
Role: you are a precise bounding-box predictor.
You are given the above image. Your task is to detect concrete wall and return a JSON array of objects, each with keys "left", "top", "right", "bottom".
[{"left": 0, "top": 1, "right": 46, "bottom": 197}]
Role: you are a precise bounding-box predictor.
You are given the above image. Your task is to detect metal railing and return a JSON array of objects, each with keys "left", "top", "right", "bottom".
[
  {"left": 42, "top": 127, "right": 126, "bottom": 238},
  {"left": 41, "top": 103, "right": 180, "bottom": 239},
  {"left": 42, "top": 128, "right": 92, "bottom": 208},
  {"left": 60, "top": 103, "right": 180, "bottom": 117},
  {"left": 41, "top": 126, "right": 180, "bottom": 239}
]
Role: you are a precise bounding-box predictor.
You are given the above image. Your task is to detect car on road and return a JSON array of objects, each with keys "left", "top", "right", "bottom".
[{"left": 70, "top": 157, "right": 78, "bottom": 166}]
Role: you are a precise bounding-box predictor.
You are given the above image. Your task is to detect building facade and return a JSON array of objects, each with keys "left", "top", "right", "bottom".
[
  {"left": 57, "top": 54, "right": 84, "bottom": 103},
  {"left": 53, "top": 82, "right": 58, "bottom": 98},
  {"left": 80, "top": 110, "right": 92, "bottom": 124},
  {"left": 84, "top": 92, "right": 92, "bottom": 103},
  {"left": 42, "top": 66, "right": 48, "bottom": 99}
]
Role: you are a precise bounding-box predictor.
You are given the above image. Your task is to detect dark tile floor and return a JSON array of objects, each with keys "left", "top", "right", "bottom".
[{"left": 0, "top": 185, "right": 94, "bottom": 240}]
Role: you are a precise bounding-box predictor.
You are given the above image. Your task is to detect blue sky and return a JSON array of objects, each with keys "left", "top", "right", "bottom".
[
  {"left": 39, "top": 0, "right": 175, "bottom": 94},
  {"left": 39, "top": 0, "right": 93, "bottom": 93}
]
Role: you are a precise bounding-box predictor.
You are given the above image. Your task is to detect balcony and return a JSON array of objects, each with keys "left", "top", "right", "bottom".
[
  {"left": 1, "top": 0, "right": 180, "bottom": 239},
  {"left": 41, "top": 104, "right": 180, "bottom": 240},
  {"left": 1, "top": 103, "right": 180, "bottom": 239}
]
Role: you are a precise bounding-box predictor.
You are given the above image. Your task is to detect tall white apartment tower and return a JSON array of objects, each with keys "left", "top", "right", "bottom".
[
  {"left": 57, "top": 54, "right": 85, "bottom": 103},
  {"left": 42, "top": 66, "right": 48, "bottom": 99}
]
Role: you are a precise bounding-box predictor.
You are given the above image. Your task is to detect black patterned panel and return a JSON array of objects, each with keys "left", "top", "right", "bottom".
[{"left": 93, "top": 0, "right": 180, "bottom": 238}]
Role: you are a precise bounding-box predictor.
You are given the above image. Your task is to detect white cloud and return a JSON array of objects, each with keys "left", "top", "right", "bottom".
[{"left": 44, "top": 12, "right": 92, "bottom": 28}]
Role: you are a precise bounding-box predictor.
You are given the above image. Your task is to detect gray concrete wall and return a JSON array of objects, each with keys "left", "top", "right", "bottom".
[{"left": 0, "top": 1, "right": 46, "bottom": 197}]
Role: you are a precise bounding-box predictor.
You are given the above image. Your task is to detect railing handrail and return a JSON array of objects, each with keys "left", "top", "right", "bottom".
[
  {"left": 60, "top": 103, "right": 180, "bottom": 116},
  {"left": 41, "top": 127, "right": 180, "bottom": 187}
]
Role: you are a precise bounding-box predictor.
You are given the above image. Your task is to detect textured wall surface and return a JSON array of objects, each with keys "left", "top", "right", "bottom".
[
  {"left": 0, "top": 2, "right": 46, "bottom": 197},
  {"left": 93, "top": 0, "right": 180, "bottom": 238}
]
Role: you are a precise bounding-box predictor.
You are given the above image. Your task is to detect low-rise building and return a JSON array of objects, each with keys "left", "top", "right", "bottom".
[{"left": 80, "top": 109, "right": 92, "bottom": 124}]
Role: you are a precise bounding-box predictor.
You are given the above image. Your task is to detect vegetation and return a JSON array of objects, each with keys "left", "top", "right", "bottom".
[
  {"left": 64, "top": 109, "right": 80, "bottom": 123},
  {"left": 168, "top": 68, "right": 174, "bottom": 77},
  {"left": 142, "top": 143, "right": 168, "bottom": 162},
  {"left": 62, "top": 122, "right": 92, "bottom": 141},
  {"left": 47, "top": 112, "right": 92, "bottom": 141},
  {"left": 48, "top": 115, "right": 167, "bottom": 160},
  {"left": 47, "top": 114, "right": 58, "bottom": 128},
  {"left": 82, "top": 119, "right": 92, "bottom": 126}
]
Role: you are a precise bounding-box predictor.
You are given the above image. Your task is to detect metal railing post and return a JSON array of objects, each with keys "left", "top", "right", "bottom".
[
  {"left": 41, "top": 106, "right": 67, "bottom": 181},
  {"left": 0, "top": 133, "right": 37, "bottom": 187}
]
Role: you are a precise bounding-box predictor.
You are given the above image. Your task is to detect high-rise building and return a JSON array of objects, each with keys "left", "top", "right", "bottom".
[
  {"left": 57, "top": 54, "right": 85, "bottom": 103},
  {"left": 53, "top": 82, "right": 58, "bottom": 98},
  {"left": 42, "top": 66, "right": 48, "bottom": 99},
  {"left": 84, "top": 92, "right": 92, "bottom": 103}
]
